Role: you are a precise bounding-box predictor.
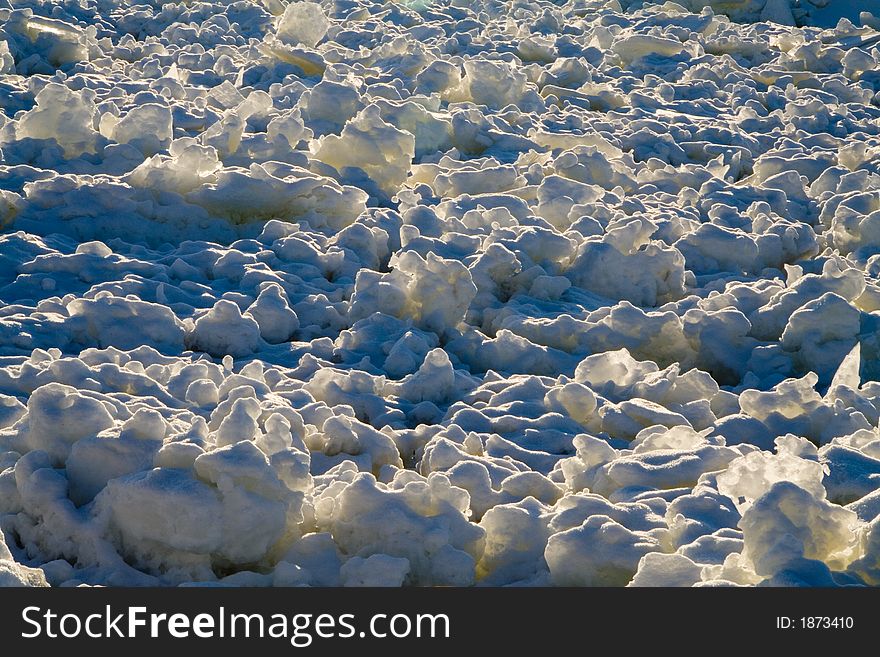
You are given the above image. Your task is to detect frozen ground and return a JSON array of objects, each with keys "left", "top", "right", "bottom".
[{"left": 2, "top": 0, "right": 880, "bottom": 587}]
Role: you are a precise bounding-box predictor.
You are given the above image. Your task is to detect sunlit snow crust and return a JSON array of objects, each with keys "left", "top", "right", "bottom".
[{"left": 2, "top": 0, "right": 880, "bottom": 587}]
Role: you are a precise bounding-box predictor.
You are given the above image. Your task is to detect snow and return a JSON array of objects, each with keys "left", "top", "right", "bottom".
[
  {"left": 1, "top": 0, "right": 880, "bottom": 588},
  {"left": 546, "top": 513, "right": 660, "bottom": 586}
]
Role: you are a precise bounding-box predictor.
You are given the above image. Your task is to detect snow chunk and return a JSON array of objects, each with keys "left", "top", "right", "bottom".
[
  {"left": 566, "top": 230, "right": 686, "bottom": 306},
  {"left": 717, "top": 436, "right": 825, "bottom": 513},
  {"left": 477, "top": 498, "right": 550, "bottom": 584},
  {"left": 315, "top": 472, "right": 484, "bottom": 586},
  {"left": 103, "top": 103, "right": 173, "bottom": 155},
  {"left": 350, "top": 251, "right": 477, "bottom": 334},
  {"left": 384, "top": 348, "right": 456, "bottom": 404},
  {"left": 97, "top": 450, "right": 296, "bottom": 572},
  {"left": 820, "top": 444, "right": 880, "bottom": 505},
  {"left": 0, "top": 394, "right": 26, "bottom": 429},
  {"left": 276, "top": 2, "right": 329, "bottom": 48},
  {"left": 68, "top": 293, "right": 186, "bottom": 352},
  {"left": 630, "top": 552, "right": 703, "bottom": 587},
  {"left": 612, "top": 35, "right": 687, "bottom": 66},
  {"left": 545, "top": 515, "right": 660, "bottom": 586},
  {"left": 340, "top": 554, "right": 410, "bottom": 587},
  {"left": 187, "top": 300, "right": 262, "bottom": 358},
  {"left": 311, "top": 105, "right": 415, "bottom": 197},
  {"left": 22, "top": 383, "right": 115, "bottom": 465},
  {"left": 780, "top": 293, "right": 860, "bottom": 385},
  {"left": 96, "top": 468, "right": 225, "bottom": 557},
  {"left": 16, "top": 83, "right": 98, "bottom": 158},
  {"left": 459, "top": 59, "right": 542, "bottom": 111},
  {"left": 740, "top": 481, "right": 862, "bottom": 578},
  {"left": 245, "top": 284, "right": 299, "bottom": 345},
  {"left": 0, "top": 528, "right": 48, "bottom": 587},
  {"left": 66, "top": 410, "right": 164, "bottom": 505}
]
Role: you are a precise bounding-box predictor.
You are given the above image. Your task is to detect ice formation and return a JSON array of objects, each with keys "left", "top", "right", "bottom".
[{"left": 2, "top": 0, "right": 880, "bottom": 588}]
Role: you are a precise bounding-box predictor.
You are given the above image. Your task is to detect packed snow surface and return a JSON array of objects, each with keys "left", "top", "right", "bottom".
[{"left": 3, "top": 0, "right": 880, "bottom": 587}]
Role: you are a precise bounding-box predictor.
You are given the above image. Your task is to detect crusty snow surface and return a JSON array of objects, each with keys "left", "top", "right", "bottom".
[{"left": 2, "top": 0, "right": 880, "bottom": 588}]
